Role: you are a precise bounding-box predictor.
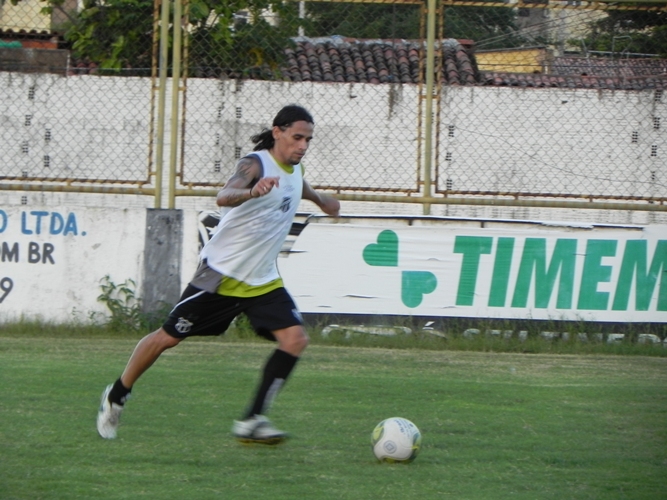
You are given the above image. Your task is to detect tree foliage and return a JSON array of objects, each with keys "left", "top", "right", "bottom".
[
  {"left": 580, "top": 9, "right": 667, "bottom": 57},
  {"left": 62, "top": 0, "right": 153, "bottom": 72},
  {"left": 304, "top": 3, "right": 421, "bottom": 40},
  {"left": 187, "top": 0, "right": 300, "bottom": 78},
  {"left": 304, "top": 3, "right": 525, "bottom": 49},
  {"left": 32, "top": 0, "right": 298, "bottom": 75},
  {"left": 17, "top": 0, "right": 663, "bottom": 75},
  {"left": 444, "top": 6, "right": 525, "bottom": 49}
]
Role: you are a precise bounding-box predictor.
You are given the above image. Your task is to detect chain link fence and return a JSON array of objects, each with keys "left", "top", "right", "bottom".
[
  {"left": 0, "top": 0, "right": 158, "bottom": 194},
  {"left": 1, "top": 0, "right": 666, "bottom": 210},
  {"left": 435, "top": 2, "right": 667, "bottom": 205},
  {"left": 180, "top": 0, "right": 425, "bottom": 195}
]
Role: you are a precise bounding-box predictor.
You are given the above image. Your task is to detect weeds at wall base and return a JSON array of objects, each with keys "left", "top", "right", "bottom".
[
  {"left": 301, "top": 315, "right": 667, "bottom": 357},
  {"left": 1, "top": 317, "right": 665, "bottom": 357},
  {"left": 2, "top": 277, "right": 664, "bottom": 356}
]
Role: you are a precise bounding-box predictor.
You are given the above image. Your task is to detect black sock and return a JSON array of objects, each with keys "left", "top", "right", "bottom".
[
  {"left": 244, "top": 349, "right": 298, "bottom": 419},
  {"left": 108, "top": 378, "right": 132, "bottom": 406}
]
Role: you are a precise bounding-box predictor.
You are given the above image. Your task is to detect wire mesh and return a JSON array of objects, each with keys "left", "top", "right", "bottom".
[
  {"left": 0, "top": 0, "right": 665, "bottom": 208},
  {"left": 0, "top": 0, "right": 156, "bottom": 189},
  {"left": 435, "top": 2, "right": 666, "bottom": 203},
  {"left": 179, "top": 0, "right": 425, "bottom": 193}
]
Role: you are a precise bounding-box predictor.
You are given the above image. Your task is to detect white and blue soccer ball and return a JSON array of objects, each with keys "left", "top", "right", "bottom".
[{"left": 371, "top": 417, "right": 422, "bottom": 463}]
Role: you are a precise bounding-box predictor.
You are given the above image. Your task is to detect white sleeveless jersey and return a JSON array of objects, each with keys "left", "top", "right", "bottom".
[{"left": 201, "top": 150, "right": 303, "bottom": 286}]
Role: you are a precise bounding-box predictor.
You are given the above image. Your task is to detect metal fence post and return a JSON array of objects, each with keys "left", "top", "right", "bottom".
[
  {"left": 168, "top": 0, "right": 183, "bottom": 209},
  {"left": 423, "top": 0, "right": 437, "bottom": 215},
  {"left": 154, "top": 0, "right": 171, "bottom": 209}
]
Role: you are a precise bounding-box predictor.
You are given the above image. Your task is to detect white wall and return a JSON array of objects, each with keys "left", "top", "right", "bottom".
[
  {"left": 0, "top": 205, "right": 147, "bottom": 322},
  {"left": 439, "top": 86, "right": 665, "bottom": 198},
  {"left": 3, "top": 73, "right": 663, "bottom": 210},
  {"left": 1, "top": 72, "right": 666, "bottom": 232},
  {"left": 1, "top": 72, "right": 151, "bottom": 182}
]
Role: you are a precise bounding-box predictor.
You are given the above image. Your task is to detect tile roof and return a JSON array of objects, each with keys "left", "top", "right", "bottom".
[
  {"left": 478, "top": 71, "right": 667, "bottom": 90},
  {"left": 281, "top": 36, "right": 477, "bottom": 85},
  {"left": 5, "top": 30, "right": 665, "bottom": 90},
  {"left": 0, "top": 28, "right": 61, "bottom": 39},
  {"left": 281, "top": 37, "right": 666, "bottom": 90},
  {"left": 553, "top": 56, "right": 667, "bottom": 78}
]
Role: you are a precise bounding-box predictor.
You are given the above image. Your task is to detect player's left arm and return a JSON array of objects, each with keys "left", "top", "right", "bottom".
[{"left": 302, "top": 179, "right": 340, "bottom": 217}]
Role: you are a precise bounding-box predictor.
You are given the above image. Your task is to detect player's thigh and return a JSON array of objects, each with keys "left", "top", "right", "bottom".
[
  {"left": 244, "top": 288, "right": 303, "bottom": 341},
  {"left": 163, "top": 285, "right": 242, "bottom": 338}
]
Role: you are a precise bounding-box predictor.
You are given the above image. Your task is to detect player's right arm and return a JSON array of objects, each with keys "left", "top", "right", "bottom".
[{"left": 216, "top": 156, "right": 279, "bottom": 207}]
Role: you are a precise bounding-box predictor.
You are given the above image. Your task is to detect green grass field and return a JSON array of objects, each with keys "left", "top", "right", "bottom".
[{"left": 1, "top": 333, "right": 666, "bottom": 499}]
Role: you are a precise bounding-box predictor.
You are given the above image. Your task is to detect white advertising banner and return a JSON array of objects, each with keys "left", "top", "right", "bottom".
[
  {"left": 0, "top": 206, "right": 146, "bottom": 323},
  {"left": 2, "top": 207, "right": 665, "bottom": 325},
  {"left": 279, "top": 218, "right": 667, "bottom": 323}
]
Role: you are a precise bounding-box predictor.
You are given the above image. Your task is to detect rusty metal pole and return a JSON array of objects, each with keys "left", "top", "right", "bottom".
[
  {"left": 423, "top": 0, "right": 436, "bottom": 215},
  {"left": 154, "top": 0, "right": 171, "bottom": 208}
]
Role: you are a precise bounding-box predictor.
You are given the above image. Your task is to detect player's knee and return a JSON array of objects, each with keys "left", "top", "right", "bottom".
[
  {"left": 295, "top": 329, "right": 310, "bottom": 351},
  {"left": 154, "top": 328, "right": 182, "bottom": 349},
  {"left": 277, "top": 327, "right": 309, "bottom": 355},
  {"left": 288, "top": 331, "right": 309, "bottom": 353}
]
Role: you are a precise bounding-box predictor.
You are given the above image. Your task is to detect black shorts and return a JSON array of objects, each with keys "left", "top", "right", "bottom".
[{"left": 162, "top": 285, "right": 303, "bottom": 340}]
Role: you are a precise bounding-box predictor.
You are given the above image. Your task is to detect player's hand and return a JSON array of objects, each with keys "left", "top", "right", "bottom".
[
  {"left": 251, "top": 177, "right": 280, "bottom": 197},
  {"left": 319, "top": 194, "right": 340, "bottom": 217}
]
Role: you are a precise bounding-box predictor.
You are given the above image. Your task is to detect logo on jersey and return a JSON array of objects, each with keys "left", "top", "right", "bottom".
[
  {"left": 279, "top": 197, "right": 292, "bottom": 213},
  {"left": 175, "top": 317, "right": 193, "bottom": 334}
]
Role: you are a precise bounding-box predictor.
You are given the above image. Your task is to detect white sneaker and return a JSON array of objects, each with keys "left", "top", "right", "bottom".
[
  {"left": 97, "top": 384, "right": 124, "bottom": 439},
  {"left": 232, "top": 415, "right": 288, "bottom": 444}
]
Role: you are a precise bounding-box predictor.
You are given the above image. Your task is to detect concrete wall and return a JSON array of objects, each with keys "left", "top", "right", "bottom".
[
  {"left": 1, "top": 72, "right": 151, "bottom": 182},
  {"left": 475, "top": 48, "right": 548, "bottom": 73},
  {"left": 1, "top": 72, "right": 666, "bottom": 255},
  {"left": 0, "top": 0, "right": 50, "bottom": 31},
  {"left": 438, "top": 86, "right": 665, "bottom": 199},
  {"left": 0, "top": 205, "right": 147, "bottom": 322},
  {"left": 2, "top": 72, "right": 663, "bottom": 207}
]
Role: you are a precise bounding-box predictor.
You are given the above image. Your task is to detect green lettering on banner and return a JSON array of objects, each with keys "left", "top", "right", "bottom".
[
  {"left": 613, "top": 240, "right": 667, "bottom": 311},
  {"left": 488, "top": 237, "right": 514, "bottom": 307},
  {"left": 454, "top": 236, "right": 492, "bottom": 306},
  {"left": 511, "top": 238, "right": 577, "bottom": 309},
  {"left": 577, "top": 239, "right": 617, "bottom": 310}
]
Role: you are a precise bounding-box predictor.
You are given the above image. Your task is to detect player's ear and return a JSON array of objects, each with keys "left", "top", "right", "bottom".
[{"left": 272, "top": 125, "right": 282, "bottom": 140}]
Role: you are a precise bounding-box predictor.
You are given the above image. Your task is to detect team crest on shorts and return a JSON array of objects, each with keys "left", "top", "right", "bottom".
[{"left": 175, "top": 317, "right": 193, "bottom": 334}]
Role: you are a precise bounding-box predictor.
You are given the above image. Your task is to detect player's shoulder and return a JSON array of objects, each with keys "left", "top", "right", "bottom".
[{"left": 235, "top": 154, "right": 263, "bottom": 175}]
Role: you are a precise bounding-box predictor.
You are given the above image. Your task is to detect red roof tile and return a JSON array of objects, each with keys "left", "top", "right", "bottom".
[
  {"left": 283, "top": 37, "right": 476, "bottom": 85},
  {"left": 283, "top": 38, "right": 666, "bottom": 90}
]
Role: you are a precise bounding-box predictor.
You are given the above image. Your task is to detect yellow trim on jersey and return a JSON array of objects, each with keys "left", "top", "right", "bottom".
[
  {"left": 270, "top": 153, "right": 294, "bottom": 174},
  {"left": 269, "top": 154, "right": 306, "bottom": 176},
  {"left": 217, "top": 275, "right": 284, "bottom": 298}
]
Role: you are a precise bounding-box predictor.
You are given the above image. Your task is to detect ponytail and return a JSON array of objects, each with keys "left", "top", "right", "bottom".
[
  {"left": 251, "top": 129, "right": 274, "bottom": 151},
  {"left": 250, "top": 104, "right": 314, "bottom": 151}
]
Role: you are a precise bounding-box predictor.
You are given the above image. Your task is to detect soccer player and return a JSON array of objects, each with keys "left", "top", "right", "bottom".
[{"left": 97, "top": 104, "right": 340, "bottom": 443}]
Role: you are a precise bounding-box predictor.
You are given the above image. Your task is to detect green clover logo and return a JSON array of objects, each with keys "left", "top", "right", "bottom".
[
  {"left": 363, "top": 230, "right": 437, "bottom": 308},
  {"left": 363, "top": 229, "right": 398, "bottom": 267},
  {"left": 402, "top": 271, "right": 438, "bottom": 308}
]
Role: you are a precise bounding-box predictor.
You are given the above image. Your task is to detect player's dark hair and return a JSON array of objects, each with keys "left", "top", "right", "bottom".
[{"left": 252, "top": 105, "right": 314, "bottom": 151}]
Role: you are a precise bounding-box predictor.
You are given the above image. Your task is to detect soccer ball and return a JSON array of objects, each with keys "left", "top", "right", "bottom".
[{"left": 371, "top": 417, "right": 422, "bottom": 463}]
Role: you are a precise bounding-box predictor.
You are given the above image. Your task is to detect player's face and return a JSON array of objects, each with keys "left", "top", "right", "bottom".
[{"left": 272, "top": 120, "right": 314, "bottom": 165}]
